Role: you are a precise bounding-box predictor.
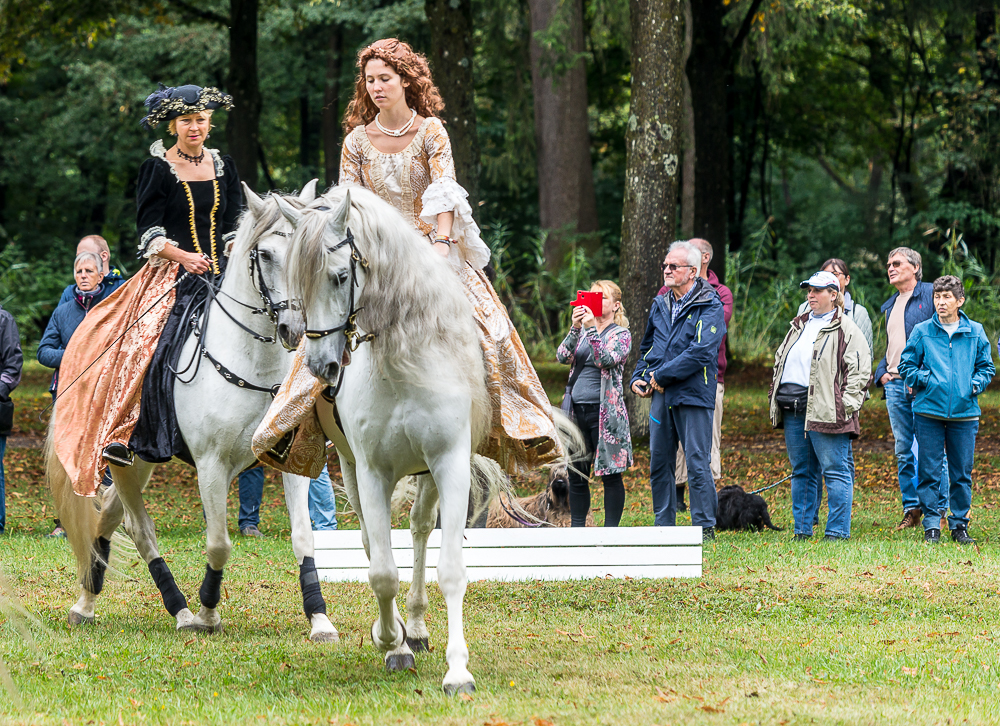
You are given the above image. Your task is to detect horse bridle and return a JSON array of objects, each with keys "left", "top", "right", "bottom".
[{"left": 302, "top": 227, "right": 376, "bottom": 354}]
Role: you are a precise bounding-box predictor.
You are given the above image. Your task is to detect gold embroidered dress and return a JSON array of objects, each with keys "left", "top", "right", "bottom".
[{"left": 253, "top": 117, "right": 561, "bottom": 475}]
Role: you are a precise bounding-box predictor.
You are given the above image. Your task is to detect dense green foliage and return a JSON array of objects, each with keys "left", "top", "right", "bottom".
[{"left": 2, "top": 0, "right": 999, "bottom": 356}]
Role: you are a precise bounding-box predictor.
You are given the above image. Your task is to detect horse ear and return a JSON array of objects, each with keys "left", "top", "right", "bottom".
[
  {"left": 298, "top": 178, "right": 318, "bottom": 204},
  {"left": 326, "top": 190, "right": 351, "bottom": 238},
  {"left": 243, "top": 182, "right": 266, "bottom": 218},
  {"left": 275, "top": 195, "right": 303, "bottom": 228}
]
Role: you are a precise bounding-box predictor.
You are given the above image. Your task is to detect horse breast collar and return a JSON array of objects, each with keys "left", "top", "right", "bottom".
[{"left": 303, "top": 227, "right": 377, "bottom": 353}]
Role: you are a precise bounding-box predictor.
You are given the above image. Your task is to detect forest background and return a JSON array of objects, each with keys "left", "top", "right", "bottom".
[{"left": 2, "top": 0, "right": 1000, "bottom": 373}]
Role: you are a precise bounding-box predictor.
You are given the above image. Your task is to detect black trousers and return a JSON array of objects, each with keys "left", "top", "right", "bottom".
[{"left": 569, "top": 402, "right": 625, "bottom": 527}]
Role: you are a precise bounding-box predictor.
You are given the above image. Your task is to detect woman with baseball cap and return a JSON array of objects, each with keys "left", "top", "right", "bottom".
[{"left": 768, "top": 271, "right": 872, "bottom": 540}]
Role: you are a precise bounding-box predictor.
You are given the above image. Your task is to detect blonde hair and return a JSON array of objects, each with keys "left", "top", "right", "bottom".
[
  {"left": 834, "top": 290, "right": 845, "bottom": 309},
  {"left": 168, "top": 109, "right": 214, "bottom": 136},
  {"left": 591, "top": 280, "right": 629, "bottom": 328}
]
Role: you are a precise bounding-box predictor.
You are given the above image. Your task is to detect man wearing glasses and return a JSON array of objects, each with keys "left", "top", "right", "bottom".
[
  {"left": 630, "top": 240, "right": 726, "bottom": 540},
  {"left": 874, "top": 247, "right": 947, "bottom": 531}
]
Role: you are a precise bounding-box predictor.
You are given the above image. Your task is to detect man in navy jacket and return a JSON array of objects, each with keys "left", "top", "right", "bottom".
[{"left": 631, "top": 241, "right": 726, "bottom": 538}]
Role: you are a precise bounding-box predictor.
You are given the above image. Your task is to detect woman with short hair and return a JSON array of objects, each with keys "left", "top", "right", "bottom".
[
  {"left": 796, "top": 258, "right": 874, "bottom": 353},
  {"left": 769, "top": 270, "right": 871, "bottom": 540},
  {"left": 556, "top": 280, "right": 633, "bottom": 526},
  {"left": 899, "top": 275, "right": 995, "bottom": 545},
  {"left": 51, "top": 84, "right": 240, "bottom": 494}
]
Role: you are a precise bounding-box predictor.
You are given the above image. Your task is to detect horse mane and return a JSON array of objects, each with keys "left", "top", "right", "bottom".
[
  {"left": 229, "top": 192, "right": 303, "bottom": 263},
  {"left": 288, "top": 186, "right": 484, "bottom": 395}
]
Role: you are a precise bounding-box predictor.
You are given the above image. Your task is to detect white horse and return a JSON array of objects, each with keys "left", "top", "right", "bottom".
[
  {"left": 277, "top": 186, "right": 513, "bottom": 695},
  {"left": 47, "top": 182, "right": 339, "bottom": 642}
]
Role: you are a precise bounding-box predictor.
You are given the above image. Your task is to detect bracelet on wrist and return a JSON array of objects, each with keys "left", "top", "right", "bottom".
[{"left": 432, "top": 234, "right": 454, "bottom": 246}]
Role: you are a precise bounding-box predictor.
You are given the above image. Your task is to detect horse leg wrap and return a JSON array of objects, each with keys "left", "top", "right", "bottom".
[
  {"left": 148, "top": 557, "right": 188, "bottom": 617},
  {"left": 199, "top": 565, "right": 224, "bottom": 609},
  {"left": 88, "top": 537, "right": 113, "bottom": 595},
  {"left": 299, "top": 557, "right": 327, "bottom": 619}
]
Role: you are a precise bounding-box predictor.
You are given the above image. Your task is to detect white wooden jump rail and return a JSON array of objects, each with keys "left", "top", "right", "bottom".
[{"left": 312, "top": 527, "right": 703, "bottom": 582}]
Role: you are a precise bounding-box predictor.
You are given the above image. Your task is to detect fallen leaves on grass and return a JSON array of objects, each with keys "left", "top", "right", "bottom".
[
  {"left": 699, "top": 698, "right": 730, "bottom": 713},
  {"left": 653, "top": 686, "right": 677, "bottom": 703},
  {"left": 532, "top": 718, "right": 554, "bottom": 726},
  {"left": 460, "top": 693, "right": 474, "bottom": 702},
  {"left": 555, "top": 625, "right": 595, "bottom": 641}
]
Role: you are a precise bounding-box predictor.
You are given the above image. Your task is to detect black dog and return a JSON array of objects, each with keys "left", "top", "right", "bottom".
[{"left": 716, "top": 485, "right": 783, "bottom": 532}]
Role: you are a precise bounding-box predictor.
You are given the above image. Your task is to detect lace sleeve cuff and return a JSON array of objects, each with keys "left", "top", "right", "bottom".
[
  {"left": 143, "top": 234, "right": 179, "bottom": 267},
  {"left": 223, "top": 230, "right": 238, "bottom": 256},
  {"left": 419, "top": 179, "right": 491, "bottom": 271}
]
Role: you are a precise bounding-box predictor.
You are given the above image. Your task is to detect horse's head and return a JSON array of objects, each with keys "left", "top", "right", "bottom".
[
  {"left": 242, "top": 181, "right": 320, "bottom": 350},
  {"left": 280, "top": 190, "right": 361, "bottom": 385}
]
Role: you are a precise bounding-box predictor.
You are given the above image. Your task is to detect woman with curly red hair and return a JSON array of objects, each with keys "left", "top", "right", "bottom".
[{"left": 338, "top": 38, "right": 562, "bottom": 472}]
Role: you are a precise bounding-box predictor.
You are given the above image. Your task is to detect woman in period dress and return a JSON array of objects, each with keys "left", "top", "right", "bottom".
[
  {"left": 53, "top": 84, "right": 241, "bottom": 495},
  {"left": 254, "top": 38, "right": 561, "bottom": 475}
]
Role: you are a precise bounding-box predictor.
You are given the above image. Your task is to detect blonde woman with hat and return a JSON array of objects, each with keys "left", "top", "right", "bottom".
[{"left": 768, "top": 270, "right": 872, "bottom": 540}]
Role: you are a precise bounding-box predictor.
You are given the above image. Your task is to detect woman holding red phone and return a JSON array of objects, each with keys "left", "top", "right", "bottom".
[{"left": 556, "top": 281, "right": 633, "bottom": 526}]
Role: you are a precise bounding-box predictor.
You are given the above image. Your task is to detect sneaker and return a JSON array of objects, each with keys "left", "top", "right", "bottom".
[
  {"left": 822, "top": 534, "right": 846, "bottom": 542},
  {"left": 45, "top": 526, "right": 66, "bottom": 539},
  {"left": 702, "top": 527, "right": 715, "bottom": 542},
  {"left": 793, "top": 533, "right": 812, "bottom": 541},
  {"left": 924, "top": 528, "right": 941, "bottom": 544},
  {"left": 896, "top": 508, "right": 922, "bottom": 530},
  {"left": 240, "top": 525, "right": 264, "bottom": 538},
  {"left": 951, "top": 527, "right": 975, "bottom": 546}
]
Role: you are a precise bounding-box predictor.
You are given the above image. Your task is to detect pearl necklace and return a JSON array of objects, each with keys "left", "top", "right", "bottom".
[{"left": 375, "top": 108, "right": 417, "bottom": 137}]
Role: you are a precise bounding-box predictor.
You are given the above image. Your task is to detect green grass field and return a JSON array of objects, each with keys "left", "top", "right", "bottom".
[{"left": 3, "top": 362, "right": 1000, "bottom": 724}]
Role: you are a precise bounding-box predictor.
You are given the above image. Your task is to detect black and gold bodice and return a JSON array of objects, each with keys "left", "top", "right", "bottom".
[{"left": 135, "top": 142, "right": 242, "bottom": 275}]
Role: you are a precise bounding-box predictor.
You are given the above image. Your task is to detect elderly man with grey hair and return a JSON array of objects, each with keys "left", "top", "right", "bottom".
[
  {"left": 874, "top": 246, "right": 948, "bottom": 532},
  {"left": 630, "top": 240, "right": 726, "bottom": 540}
]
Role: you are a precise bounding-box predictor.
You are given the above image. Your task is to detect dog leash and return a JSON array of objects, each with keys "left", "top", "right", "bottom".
[{"left": 748, "top": 473, "right": 792, "bottom": 496}]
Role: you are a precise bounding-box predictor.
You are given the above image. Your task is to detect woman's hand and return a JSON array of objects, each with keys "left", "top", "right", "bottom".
[
  {"left": 181, "top": 252, "right": 211, "bottom": 275},
  {"left": 571, "top": 306, "right": 586, "bottom": 329},
  {"left": 579, "top": 306, "right": 597, "bottom": 329}
]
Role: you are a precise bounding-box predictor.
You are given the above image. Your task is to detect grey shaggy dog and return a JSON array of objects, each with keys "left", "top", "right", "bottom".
[
  {"left": 716, "top": 485, "right": 783, "bottom": 532},
  {"left": 487, "top": 466, "right": 594, "bottom": 528}
]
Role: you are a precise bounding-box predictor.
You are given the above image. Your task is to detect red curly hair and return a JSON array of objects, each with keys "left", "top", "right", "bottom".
[{"left": 343, "top": 38, "right": 445, "bottom": 133}]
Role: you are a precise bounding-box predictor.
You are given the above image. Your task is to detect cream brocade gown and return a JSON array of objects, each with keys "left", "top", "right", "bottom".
[{"left": 252, "top": 117, "right": 562, "bottom": 477}]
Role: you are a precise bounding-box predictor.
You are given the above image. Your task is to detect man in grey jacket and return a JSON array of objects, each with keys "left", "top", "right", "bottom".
[{"left": 0, "top": 304, "right": 23, "bottom": 534}]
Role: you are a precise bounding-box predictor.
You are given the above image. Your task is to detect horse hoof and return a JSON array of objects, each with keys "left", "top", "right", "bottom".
[
  {"left": 310, "top": 630, "right": 340, "bottom": 644},
  {"left": 406, "top": 637, "right": 429, "bottom": 653},
  {"left": 68, "top": 610, "right": 94, "bottom": 626},
  {"left": 385, "top": 653, "right": 416, "bottom": 673},
  {"left": 179, "top": 622, "right": 224, "bottom": 634},
  {"left": 443, "top": 681, "right": 476, "bottom": 697}
]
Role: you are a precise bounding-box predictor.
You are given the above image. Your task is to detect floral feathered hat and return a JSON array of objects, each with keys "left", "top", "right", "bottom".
[{"left": 140, "top": 84, "right": 234, "bottom": 130}]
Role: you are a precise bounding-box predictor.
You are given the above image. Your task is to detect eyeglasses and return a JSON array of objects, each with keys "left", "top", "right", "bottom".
[
  {"left": 661, "top": 263, "right": 694, "bottom": 272},
  {"left": 886, "top": 260, "right": 909, "bottom": 270}
]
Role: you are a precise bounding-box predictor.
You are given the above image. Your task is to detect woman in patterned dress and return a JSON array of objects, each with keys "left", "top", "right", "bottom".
[
  {"left": 255, "top": 39, "right": 561, "bottom": 476},
  {"left": 556, "top": 280, "right": 633, "bottom": 526}
]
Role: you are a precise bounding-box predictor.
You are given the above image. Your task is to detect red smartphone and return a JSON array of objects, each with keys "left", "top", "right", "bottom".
[{"left": 570, "top": 290, "right": 603, "bottom": 317}]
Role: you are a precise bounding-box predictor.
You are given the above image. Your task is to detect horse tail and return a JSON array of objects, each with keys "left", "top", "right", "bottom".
[
  {"left": 469, "top": 454, "right": 528, "bottom": 525},
  {"left": 550, "top": 407, "right": 587, "bottom": 467},
  {"left": 45, "top": 424, "right": 99, "bottom": 590}
]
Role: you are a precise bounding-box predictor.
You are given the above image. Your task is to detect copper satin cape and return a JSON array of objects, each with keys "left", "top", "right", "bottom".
[
  {"left": 54, "top": 262, "right": 179, "bottom": 495},
  {"left": 253, "top": 121, "right": 561, "bottom": 476}
]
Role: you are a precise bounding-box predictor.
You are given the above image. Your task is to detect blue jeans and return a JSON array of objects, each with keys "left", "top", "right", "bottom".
[
  {"left": 914, "top": 415, "right": 978, "bottom": 531},
  {"left": 309, "top": 464, "right": 338, "bottom": 531},
  {"left": 649, "top": 393, "right": 717, "bottom": 527},
  {"left": 783, "top": 412, "right": 854, "bottom": 538},
  {"left": 0, "top": 436, "right": 6, "bottom": 533},
  {"left": 237, "top": 465, "right": 265, "bottom": 530},
  {"left": 884, "top": 380, "right": 948, "bottom": 512}
]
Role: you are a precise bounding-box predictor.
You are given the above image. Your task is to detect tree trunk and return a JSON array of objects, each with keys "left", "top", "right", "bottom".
[
  {"left": 688, "top": 0, "right": 728, "bottom": 277},
  {"left": 226, "top": 0, "right": 261, "bottom": 190},
  {"left": 323, "top": 25, "right": 343, "bottom": 189},
  {"left": 299, "top": 94, "right": 317, "bottom": 171},
  {"left": 680, "top": 0, "right": 695, "bottom": 239},
  {"left": 425, "top": 0, "right": 481, "bottom": 213},
  {"left": 527, "top": 0, "right": 599, "bottom": 270},
  {"left": 620, "top": 0, "right": 684, "bottom": 439}
]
